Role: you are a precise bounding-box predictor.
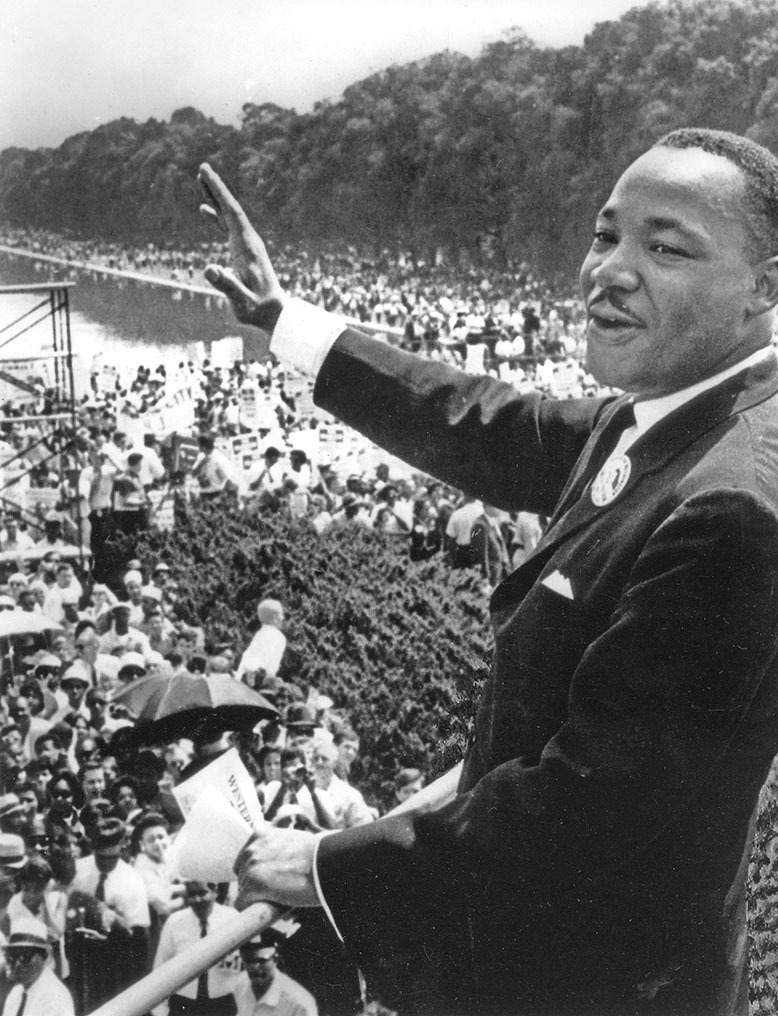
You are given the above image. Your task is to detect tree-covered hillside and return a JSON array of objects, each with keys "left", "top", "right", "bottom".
[{"left": 4, "top": 0, "right": 778, "bottom": 277}]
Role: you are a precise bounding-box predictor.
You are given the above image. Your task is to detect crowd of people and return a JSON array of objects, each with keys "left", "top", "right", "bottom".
[
  {"left": 2, "top": 225, "right": 584, "bottom": 363},
  {"left": 0, "top": 534, "right": 427, "bottom": 1014}
]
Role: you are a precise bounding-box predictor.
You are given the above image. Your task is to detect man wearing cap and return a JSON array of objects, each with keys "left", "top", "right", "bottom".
[
  {"left": 98, "top": 602, "right": 151, "bottom": 658},
  {"left": 153, "top": 881, "right": 240, "bottom": 1016},
  {"left": 70, "top": 817, "right": 150, "bottom": 1006},
  {"left": 233, "top": 931, "right": 317, "bottom": 1016},
  {"left": 0, "top": 834, "right": 27, "bottom": 880},
  {"left": 235, "top": 600, "right": 287, "bottom": 684},
  {"left": 2, "top": 916, "right": 74, "bottom": 1016},
  {"left": 151, "top": 561, "right": 171, "bottom": 593},
  {"left": 117, "top": 651, "right": 148, "bottom": 684},
  {"left": 49, "top": 664, "right": 91, "bottom": 726},
  {"left": 123, "top": 569, "right": 145, "bottom": 627},
  {"left": 137, "top": 585, "right": 170, "bottom": 636}
]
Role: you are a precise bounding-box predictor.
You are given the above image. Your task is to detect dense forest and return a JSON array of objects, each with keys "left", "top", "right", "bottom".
[{"left": 3, "top": 0, "right": 778, "bottom": 279}]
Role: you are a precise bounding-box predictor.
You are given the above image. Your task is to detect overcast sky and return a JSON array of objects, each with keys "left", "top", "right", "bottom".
[{"left": 2, "top": 0, "right": 643, "bottom": 153}]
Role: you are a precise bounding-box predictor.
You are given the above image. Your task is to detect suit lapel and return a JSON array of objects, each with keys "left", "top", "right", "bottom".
[{"left": 492, "top": 356, "right": 778, "bottom": 609}]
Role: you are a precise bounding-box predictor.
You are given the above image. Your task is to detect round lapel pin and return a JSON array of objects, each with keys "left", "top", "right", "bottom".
[{"left": 591, "top": 454, "right": 631, "bottom": 507}]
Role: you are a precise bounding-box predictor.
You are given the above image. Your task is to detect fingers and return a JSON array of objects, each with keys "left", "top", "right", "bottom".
[
  {"left": 198, "top": 163, "right": 247, "bottom": 224},
  {"left": 203, "top": 264, "right": 255, "bottom": 308}
]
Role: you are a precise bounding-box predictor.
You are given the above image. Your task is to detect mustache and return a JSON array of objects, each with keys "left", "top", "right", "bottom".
[{"left": 586, "top": 291, "right": 645, "bottom": 325}]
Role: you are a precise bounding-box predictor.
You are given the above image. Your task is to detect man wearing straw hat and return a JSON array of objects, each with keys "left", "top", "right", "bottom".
[{"left": 2, "top": 916, "right": 73, "bottom": 1016}]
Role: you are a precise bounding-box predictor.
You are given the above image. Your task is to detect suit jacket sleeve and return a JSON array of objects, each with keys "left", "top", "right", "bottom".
[{"left": 314, "top": 327, "right": 605, "bottom": 515}]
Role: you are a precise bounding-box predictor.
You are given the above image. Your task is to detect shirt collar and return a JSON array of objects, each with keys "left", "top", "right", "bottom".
[{"left": 631, "top": 346, "right": 774, "bottom": 436}]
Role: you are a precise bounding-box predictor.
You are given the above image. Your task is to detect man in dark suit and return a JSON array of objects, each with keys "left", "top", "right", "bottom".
[{"left": 197, "top": 129, "right": 778, "bottom": 1015}]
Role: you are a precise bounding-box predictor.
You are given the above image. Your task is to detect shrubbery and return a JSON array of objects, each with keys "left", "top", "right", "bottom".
[{"left": 104, "top": 497, "right": 491, "bottom": 809}]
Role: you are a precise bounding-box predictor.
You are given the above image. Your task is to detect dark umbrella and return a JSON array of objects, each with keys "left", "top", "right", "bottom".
[
  {"left": 124, "top": 672, "right": 279, "bottom": 745},
  {"left": 111, "top": 674, "right": 172, "bottom": 720}
]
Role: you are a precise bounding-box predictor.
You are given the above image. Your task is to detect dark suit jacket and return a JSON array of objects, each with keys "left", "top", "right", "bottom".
[{"left": 313, "top": 328, "right": 778, "bottom": 1016}]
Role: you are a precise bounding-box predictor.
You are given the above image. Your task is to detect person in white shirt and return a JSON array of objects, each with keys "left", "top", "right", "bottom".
[
  {"left": 233, "top": 932, "right": 318, "bottom": 1016},
  {"left": 310, "top": 734, "right": 373, "bottom": 829},
  {"left": 2, "top": 916, "right": 74, "bottom": 1016},
  {"left": 133, "top": 812, "right": 185, "bottom": 952},
  {"left": 191, "top": 434, "right": 236, "bottom": 500},
  {"left": 70, "top": 817, "right": 150, "bottom": 1008},
  {"left": 444, "top": 494, "right": 482, "bottom": 568},
  {"left": 153, "top": 881, "right": 241, "bottom": 1016},
  {"left": 236, "top": 599, "right": 287, "bottom": 683}
]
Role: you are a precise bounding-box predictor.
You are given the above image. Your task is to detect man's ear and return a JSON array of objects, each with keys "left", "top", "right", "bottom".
[{"left": 749, "top": 255, "right": 778, "bottom": 316}]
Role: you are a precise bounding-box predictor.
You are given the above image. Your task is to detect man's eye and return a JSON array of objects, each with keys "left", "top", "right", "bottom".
[
  {"left": 593, "top": 230, "right": 616, "bottom": 245},
  {"left": 652, "top": 242, "right": 688, "bottom": 257}
]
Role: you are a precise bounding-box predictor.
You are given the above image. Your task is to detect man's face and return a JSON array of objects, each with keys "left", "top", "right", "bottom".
[
  {"left": 580, "top": 146, "right": 766, "bottom": 398},
  {"left": 12, "top": 699, "right": 31, "bottom": 735},
  {"left": 126, "top": 581, "right": 142, "bottom": 604},
  {"left": 241, "top": 945, "right": 277, "bottom": 996},
  {"left": 62, "top": 680, "right": 86, "bottom": 705},
  {"left": 142, "top": 596, "right": 159, "bottom": 619},
  {"left": 82, "top": 768, "right": 105, "bottom": 801},
  {"left": 76, "top": 631, "right": 99, "bottom": 665},
  {"left": 140, "top": 825, "right": 169, "bottom": 863},
  {"left": 186, "top": 882, "right": 215, "bottom": 922},
  {"left": 33, "top": 766, "right": 52, "bottom": 797},
  {"left": 94, "top": 850, "right": 120, "bottom": 875},
  {"left": 6, "top": 948, "right": 46, "bottom": 989},
  {"left": 312, "top": 747, "right": 335, "bottom": 783},
  {"left": 17, "top": 787, "right": 37, "bottom": 817},
  {"left": 56, "top": 566, "right": 73, "bottom": 588},
  {"left": 2, "top": 729, "right": 22, "bottom": 756},
  {"left": 101, "top": 755, "right": 119, "bottom": 783}
]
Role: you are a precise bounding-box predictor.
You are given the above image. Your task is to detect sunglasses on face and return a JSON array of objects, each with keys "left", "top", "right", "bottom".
[
  {"left": 7, "top": 949, "right": 44, "bottom": 965},
  {"left": 36, "top": 668, "right": 59, "bottom": 678},
  {"left": 51, "top": 788, "right": 72, "bottom": 799}
]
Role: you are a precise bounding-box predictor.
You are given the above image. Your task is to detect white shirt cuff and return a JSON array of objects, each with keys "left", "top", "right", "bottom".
[
  {"left": 312, "top": 832, "right": 345, "bottom": 942},
  {"left": 269, "top": 298, "right": 348, "bottom": 377}
]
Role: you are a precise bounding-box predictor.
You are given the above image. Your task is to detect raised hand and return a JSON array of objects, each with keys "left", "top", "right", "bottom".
[{"left": 198, "top": 163, "right": 286, "bottom": 334}]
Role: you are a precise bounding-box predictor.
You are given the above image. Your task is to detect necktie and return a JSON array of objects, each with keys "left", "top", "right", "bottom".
[
  {"left": 15, "top": 990, "right": 27, "bottom": 1016},
  {"left": 196, "top": 917, "right": 209, "bottom": 999},
  {"left": 95, "top": 872, "right": 107, "bottom": 902}
]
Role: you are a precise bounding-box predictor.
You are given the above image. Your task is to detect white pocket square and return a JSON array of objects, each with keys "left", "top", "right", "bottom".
[{"left": 541, "top": 569, "right": 574, "bottom": 600}]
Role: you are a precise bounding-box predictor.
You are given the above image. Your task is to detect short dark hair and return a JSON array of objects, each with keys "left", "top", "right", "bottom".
[{"left": 656, "top": 128, "right": 778, "bottom": 259}]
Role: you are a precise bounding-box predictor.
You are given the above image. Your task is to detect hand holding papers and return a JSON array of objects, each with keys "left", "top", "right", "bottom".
[{"left": 167, "top": 748, "right": 262, "bottom": 883}]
